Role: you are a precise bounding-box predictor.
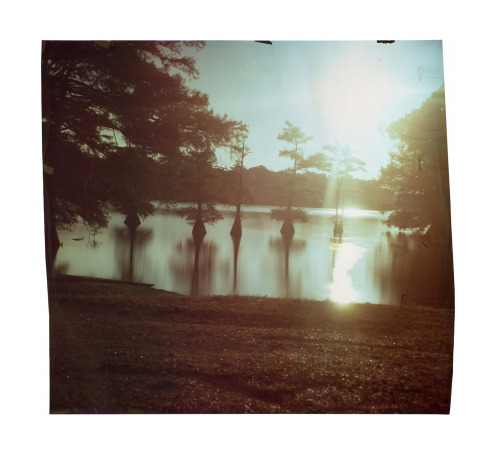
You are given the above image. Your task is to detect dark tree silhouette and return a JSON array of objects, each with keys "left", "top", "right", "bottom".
[
  {"left": 271, "top": 121, "right": 330, "bottom": 238},
  {"left": 227, "top": 125, "right": 250, "bottom": 237},
  {"left": 174, "top": 109, "right": 247, "bottom": 240},
  {"left": 379, "top": 85, "right": 450, "bottom": 245},
  {"left": 42, "top": 40, "right": 204, "bottom": 270}
]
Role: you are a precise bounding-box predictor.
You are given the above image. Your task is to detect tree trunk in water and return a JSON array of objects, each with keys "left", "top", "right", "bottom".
[
  {"left": 231, "top": 206, "right": 242, "bottom": 237},
  {"left": 281, "top": 205, "right": 295, "bottom": 239},
  {"left": 192, "top": 201, "right": 207, "bottom": 243},
  {"left": 333, "top": 217, "right": 340, "bottom": 236},
  {"left": 280, "top": 218, "right": 295, "bottom": 239},
  {"left": 192, "top": 217, "right": 206, "bottom": 241}
]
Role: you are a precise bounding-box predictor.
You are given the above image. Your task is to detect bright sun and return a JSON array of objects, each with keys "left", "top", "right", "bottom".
[{"left": 314, "top": 50, "right": 398, "bottom": 139}]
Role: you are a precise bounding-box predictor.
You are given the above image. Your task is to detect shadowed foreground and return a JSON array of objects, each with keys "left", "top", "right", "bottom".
[{"left": 49, "top": 276, "right": 454, "bottom": 414}]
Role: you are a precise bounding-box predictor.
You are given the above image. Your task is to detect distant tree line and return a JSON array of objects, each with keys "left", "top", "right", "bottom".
[{"left": 174, "top": 165, "right": 384, "bottom": 211}]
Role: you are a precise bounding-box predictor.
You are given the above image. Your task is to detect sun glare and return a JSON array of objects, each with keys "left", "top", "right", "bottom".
[
  {"left": 315, "top": 49, "right": 399, "bottom": 140},
  {"left": 315, "top": 208, "right": 380, "bottom": 218}
]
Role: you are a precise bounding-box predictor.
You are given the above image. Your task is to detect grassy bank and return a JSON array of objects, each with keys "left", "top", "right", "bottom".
[{"left": 48, "top": 276, "right": 454, "bottom": 414}]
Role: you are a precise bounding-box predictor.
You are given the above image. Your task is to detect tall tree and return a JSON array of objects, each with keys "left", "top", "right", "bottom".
[
  {"left": 174, "top": 108, "right": 246, "bottom": 240},
  {"left": 271, "top": 121, "right": 330, "bottom": 237},
  {"left": 379, "top": 85, "right": 450, "bottom": 244},
  {"left": 322, "top": 144, "right": 365, "bottom": 236},
  {"left": 42, "top": 40, "right": 204, "bottom": 269},
  {"left": 227, "top": 125, "right": 250, "bottom": 237}
]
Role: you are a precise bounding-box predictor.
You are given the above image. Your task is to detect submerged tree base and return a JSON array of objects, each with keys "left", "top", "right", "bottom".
[
  {"left": 192, "top": 218, "right": 207, "bottom": 244},
  {"left": 230, "top": 214, "right": 242, "bottom": 238},
  {"left": 280, "top": 218, "right": 295, "bottom": 239},
  {"left": 333, "top": 218, "right": 343, "bottom": 237}
]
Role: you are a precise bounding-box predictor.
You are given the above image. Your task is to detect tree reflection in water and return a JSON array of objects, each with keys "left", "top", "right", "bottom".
[
  {"left": 111, "top": 226, "right": 153, "bottom": 282},
  {"left": 54, "top": 209, "right": 453, "bottom": 306},
  {"left": 269, "top": 235, "right": 307, "bottom": 298},
  {"left": 231, "top": 233, "right": 241, "bottom": 294},
  {"left": 373, "top": 230, "right": 454, "bottom": 307},
  {"left": 170, "top": 237, "right": 219, "bottom": 295}
]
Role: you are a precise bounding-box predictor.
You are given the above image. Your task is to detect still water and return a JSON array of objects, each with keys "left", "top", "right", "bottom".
[{"left": 54, "top": 206, "right": 453, "bottom": 305}]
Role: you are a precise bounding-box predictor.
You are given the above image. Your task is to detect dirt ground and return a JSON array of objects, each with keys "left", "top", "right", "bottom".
[{"left": 48, "top": 276, "right": 454, "bottom": 414}]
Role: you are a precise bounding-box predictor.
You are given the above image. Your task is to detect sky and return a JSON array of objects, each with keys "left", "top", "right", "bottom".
[{"left": 183, "top": 40, "right": 445, "bottom": 179}]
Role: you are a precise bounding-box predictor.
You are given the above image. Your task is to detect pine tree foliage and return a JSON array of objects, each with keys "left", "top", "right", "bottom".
[{"left": 272, "top": 121, "right": 331, "bottom": 223}]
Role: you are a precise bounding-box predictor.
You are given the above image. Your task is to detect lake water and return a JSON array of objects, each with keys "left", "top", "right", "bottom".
[{"left": 53, "top": 206, "right": 454, "bottom": 305}]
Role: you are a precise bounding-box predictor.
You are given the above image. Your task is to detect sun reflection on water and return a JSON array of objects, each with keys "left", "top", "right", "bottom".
[
  {"left": 315, "top": 208, "right": 382, "bottom": 219},
  {"left": 328, "top": 242, "right": 367, "bottom": 304}
]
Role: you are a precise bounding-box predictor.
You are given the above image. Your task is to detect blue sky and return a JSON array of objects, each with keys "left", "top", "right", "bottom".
[{"left": 183, "top": 40, "right": 445, "bottom": 179}]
